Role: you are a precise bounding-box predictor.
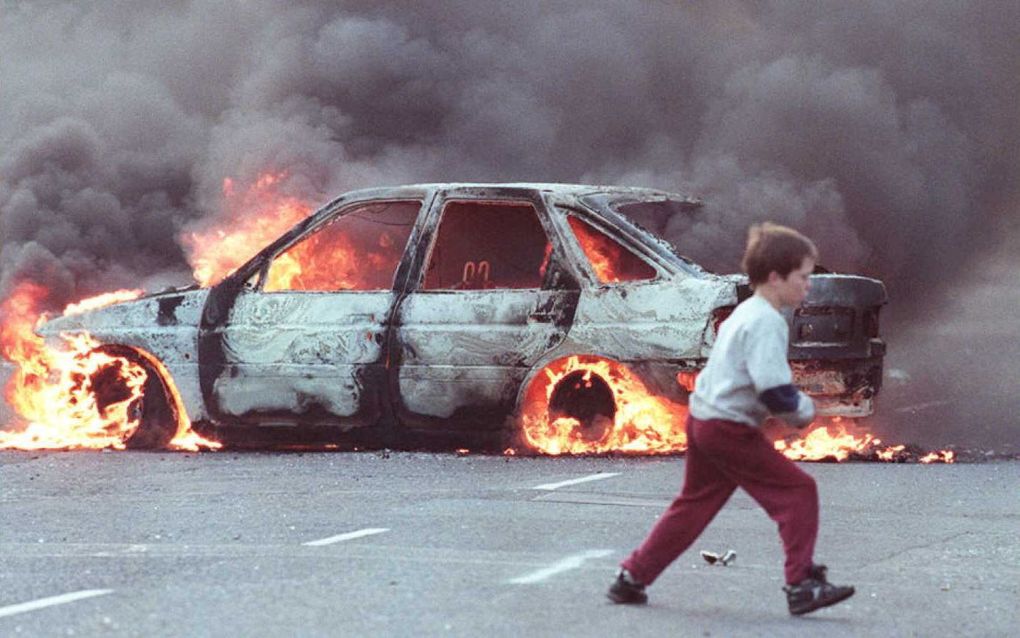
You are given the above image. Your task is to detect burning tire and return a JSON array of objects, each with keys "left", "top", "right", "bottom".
[
  {"left": 516, "top": 355, "right": 689, "bottom": 455},
  {"left": 93, "top": 348, "right": 178, "bottom": 450},
  {"left": 547, "top": 370, "right": 616, "bottom": 442},
  {"left": 123, "top": 364, "right": 177, "bottom": 449}
]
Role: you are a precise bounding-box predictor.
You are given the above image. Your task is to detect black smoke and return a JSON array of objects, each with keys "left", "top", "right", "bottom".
[{"left": 2, "top": 1, "right": 1018, "bottom": 447}]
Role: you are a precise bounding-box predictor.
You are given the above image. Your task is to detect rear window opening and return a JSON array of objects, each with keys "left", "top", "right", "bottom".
[
  {"left": 566, "top": 215, "right": 657, "bottom": 284},
  {"left": 423, "top": 201, "right": 552, "bottom": 290},
  {"left": 579, "top": 194, "right": 706, "bottom": 274},
  {"left": 612, "top": 199, "right": 699, "bottom": 238}
]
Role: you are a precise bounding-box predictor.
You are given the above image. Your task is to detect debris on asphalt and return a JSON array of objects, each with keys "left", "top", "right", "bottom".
[{"left": 700, "top": 549, "right": 737, "bottom": 566}]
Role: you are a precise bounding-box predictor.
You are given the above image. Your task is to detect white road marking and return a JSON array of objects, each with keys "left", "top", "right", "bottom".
[
  {"left": 532, "top": 472, "right": 620, "bottom": 491},
  {"left": 509, "top": 549, "right": 614, "bottom": 584},
  {"left": 0, "top": 589, "right": 113, "bottom": 619},
  {"left": 303, "top": 528, "right": 390, "bottom": 547}
]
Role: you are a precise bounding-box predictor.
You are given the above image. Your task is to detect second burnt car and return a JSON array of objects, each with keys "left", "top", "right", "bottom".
[{"left": 39, "top": 183, "right": 887, "bottom": 451}]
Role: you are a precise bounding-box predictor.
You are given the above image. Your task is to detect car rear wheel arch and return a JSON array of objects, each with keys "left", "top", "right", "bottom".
[{"left": 515, "top": 352, "right": 661, "bottom": 451}]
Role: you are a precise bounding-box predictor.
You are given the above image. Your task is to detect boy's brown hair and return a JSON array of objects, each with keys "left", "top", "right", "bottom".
[{"left": 741, "top": 222, "right": 818, "bottom": 286}]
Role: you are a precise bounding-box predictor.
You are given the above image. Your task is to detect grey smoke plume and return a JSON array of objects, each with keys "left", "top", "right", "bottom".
[{"left": 2, "top": 1, "right": 1018, "bottom": 446}]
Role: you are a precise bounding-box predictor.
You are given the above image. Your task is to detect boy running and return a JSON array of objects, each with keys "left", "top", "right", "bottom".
[{"left": 607, "top": 222, "right": 855, "bottom": 616}]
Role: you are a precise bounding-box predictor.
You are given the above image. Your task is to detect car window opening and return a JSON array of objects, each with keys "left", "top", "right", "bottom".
[
  {"left": 566, "top": 215, "right": 657, "bottom": 284},
  {"left": 423, "top": 201, "right": 551, "bottom": 290},
  {"left": 263, "top": 201, "right": 421, "bottom": 292}
]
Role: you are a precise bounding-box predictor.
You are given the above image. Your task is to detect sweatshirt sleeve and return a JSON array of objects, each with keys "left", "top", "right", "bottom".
[
  {"left": 746, "top": 315, "right": 816, "bottom": 428},
  {"left": 744, "top": 316, "right": 793, "bottom": 394}
]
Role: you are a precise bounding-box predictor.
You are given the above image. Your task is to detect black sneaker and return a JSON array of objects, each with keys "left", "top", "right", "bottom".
[
  {"left": 607, "top": 569, "right": 648, "bottom": 604},
  {"left": 784, "top": 564, "right": 855, "bottom": 615}
]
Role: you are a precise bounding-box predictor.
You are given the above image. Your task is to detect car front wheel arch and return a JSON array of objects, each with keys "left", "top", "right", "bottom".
[{"left": 93, "top": 345, "right": 179, "bottom": 450}]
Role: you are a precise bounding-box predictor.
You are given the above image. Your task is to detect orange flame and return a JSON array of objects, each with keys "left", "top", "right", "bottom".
[
  {"left": 62, "top": 289, "right": 144, "bottom": 316},
  {"left": 772, "top": 418, "right": 955, "bottom": 463},
  {"left": 567, "top": 217, "right": 625, "bottom": 283},
  {"left": 262, "top": 224, "right": 391, "bottom": 292},
  {"left": 773, "top": 418, "right": 876, "bottom": 461},
  {"left": 515, "top": 356, "right": 955, "bottom": 462},
  {"left": 182, "top": 172, "right": 313, "bottom": 287},
  {"left": 919, "top": 450, "right": 956, "bottom": 464},
  {"left": 186, "top": 171, "right": 415, "bottom": 292},
  {"left": 566, "top": 216, "right": 656, "bottom": 284},
  {"left": 518, "top": 355, "right": 688, "bottom": 455},
  {"left": 0, "top": 283, "right": 219, "bottom": 451}
]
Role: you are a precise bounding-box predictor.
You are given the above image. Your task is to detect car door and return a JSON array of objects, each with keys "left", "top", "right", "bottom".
[
  {"left": 391, "top": 191, "right": 580, "bottom": 431},
  {"left": 201, "top": 199, "right": 423, "bottom": 428},
  {"left": 554, "top": 206, "right": 731, "bottom": 362}
]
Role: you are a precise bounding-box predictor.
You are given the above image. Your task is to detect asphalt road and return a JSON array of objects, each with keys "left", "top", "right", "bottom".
[{"left": 1, "top": 451, "right": 1017, "bottom": 638}]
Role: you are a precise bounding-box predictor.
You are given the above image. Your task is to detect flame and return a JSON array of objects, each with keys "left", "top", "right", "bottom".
[
  {"left": 518, "top": 355, "right": 688, "bottom": 455},
  {"left": 182, "top": 171, "right": 409, "bottom": 292},
  {"left": 515, "top": 357, "right": 955, "bottom": 462},
  {"left": 876, "top": 445, "right": 907, "bottom": 461},
  {"left": 0, "top": 283, "right": 219, "bottom": 451},
  {"left": 62, "top": 289, "right": 144, "bottom": 316},
  {"left": 566, "top": 216, "right": 655, "bottom": 284},
  {"left": 262, "top": 224, "right": 385, "bottom": 292},
  {"left": 919, "top": 450, "right": 955, "bottom": 464},
  {"left": 773, "top": 418, "right": 875, "bottom": 461},
  {"left": 567, "top": 217, "right": 624, "bottom": 283},
  {"left": 182, "top": 172, "right": 313, "bottom": 287},
  {"left": 772, "top": 418, "right": 955, "bottom": 463}
]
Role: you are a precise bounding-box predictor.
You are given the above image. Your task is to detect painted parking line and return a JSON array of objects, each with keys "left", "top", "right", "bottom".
[
  {"left": 0, "top": 589, "right": 113, "bottom": 619},
  {"left": 303, "top": 528, "right": 390, "bottom": 547},
  {"left": 532, "top": 472, "right": 620, "bottom": 491},
  {"left": 508, "top": 549, "right": 614, "bottom": 584}
]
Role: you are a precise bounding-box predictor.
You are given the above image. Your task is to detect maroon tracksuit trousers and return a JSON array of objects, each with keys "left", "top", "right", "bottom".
[{"left": 622, "top": 416, "right": 819, "bottom": 586}]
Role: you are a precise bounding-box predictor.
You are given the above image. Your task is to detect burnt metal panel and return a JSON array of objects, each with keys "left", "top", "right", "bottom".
[
  {"left": 157, "top": 295, "right": 185, "bottom": 326},
  {"left": 387, "top": 188, "right": 580, "bottom": 430},
  {"left": 563, "top": 276, "right": 736, "bottom": 362},
  {"left": 37, "top": 290, "right": 210, "bottom": 421},
  {"left": 786, "top": 274, "right": 888, "bottom": 360},
  {"left": 197, "top": 192, "right": 434, "bottom": 428},
  {"left": 206, "top": 291, "right": 395, "bottom": 426}
]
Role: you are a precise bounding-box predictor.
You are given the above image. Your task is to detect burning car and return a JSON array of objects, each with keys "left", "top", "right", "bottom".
[{"left": 34, "top": 183, "right": 887, "bottom": 453}]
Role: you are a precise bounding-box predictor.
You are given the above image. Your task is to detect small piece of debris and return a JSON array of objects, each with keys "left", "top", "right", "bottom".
[{"left": 700, "top": 549, "right": 737, "bottom": 566}]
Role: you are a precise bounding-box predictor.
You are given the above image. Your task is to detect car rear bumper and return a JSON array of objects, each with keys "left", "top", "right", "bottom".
[{"left": 792, "top": 356, "right": 883, "bottom": 418}]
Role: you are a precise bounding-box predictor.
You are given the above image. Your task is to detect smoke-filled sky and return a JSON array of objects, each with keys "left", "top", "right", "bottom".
[{"left": 2, "top": 1, "right": 1019, "bottom": 446}]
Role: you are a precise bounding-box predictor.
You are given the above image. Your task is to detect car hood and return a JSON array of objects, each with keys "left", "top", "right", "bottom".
[{"left": 38, "top": 288, "right": 211, "bottom": 340}]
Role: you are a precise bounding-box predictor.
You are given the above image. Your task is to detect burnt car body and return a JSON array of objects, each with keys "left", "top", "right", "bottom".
[{"left": 38, "top": 183, "right": 887, "bottom": 449}]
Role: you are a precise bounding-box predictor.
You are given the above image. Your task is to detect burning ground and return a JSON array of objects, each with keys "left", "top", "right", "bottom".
[{"left": 2, "top": 2, "right": 1019, "bottom": 457}]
